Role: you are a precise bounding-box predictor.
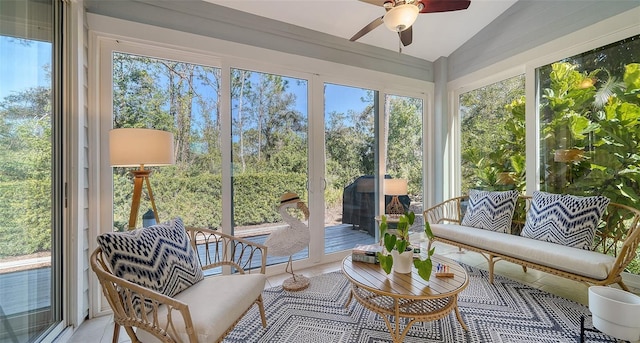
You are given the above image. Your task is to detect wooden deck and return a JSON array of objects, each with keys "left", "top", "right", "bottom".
[
  {"left": 198, "top": 224, "right": 375, "bottom": 276},
  {"left": 245, "top": 223, "right": 376, "bottom": 263}
]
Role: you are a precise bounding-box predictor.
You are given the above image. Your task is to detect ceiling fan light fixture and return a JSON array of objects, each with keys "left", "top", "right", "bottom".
[{"left": 383, "top": 3, "right": 419, "bottom": 32}]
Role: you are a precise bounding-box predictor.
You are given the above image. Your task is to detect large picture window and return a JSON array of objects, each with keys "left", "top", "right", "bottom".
[
  {"left": 459, "top": 75, "right": 526, "bottom": 194},
  {"left": 231, "top": 68, "right": 309, "bottom": 266},
  {"left": 111, "top": 52, "right": 223, "bottom": 232},
  {"left": 537, "top": 35, "right": 640, "bottom": 275}
]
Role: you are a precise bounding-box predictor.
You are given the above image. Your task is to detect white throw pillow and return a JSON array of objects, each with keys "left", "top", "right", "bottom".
[
  {"left": 461, "top": 189, "right": 520, "bottom": 233},
  {"left": 520, "top": 191, "right": 610, "bottom": 250}
]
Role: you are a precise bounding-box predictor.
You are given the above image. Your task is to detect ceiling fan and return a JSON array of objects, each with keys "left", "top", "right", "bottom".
[{"left": 350, "top": 0, "right": 472, "bottom": 47}]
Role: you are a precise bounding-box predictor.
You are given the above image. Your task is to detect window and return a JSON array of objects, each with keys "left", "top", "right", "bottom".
[
  {"left": 385, "top": 94, "right": 424, "bottom": 224},
  {"left": 111, "top": 52, "right": 223, "bottom": 233},
  {"left": 0, "top": 0, "right": 62, "bottom": 342},
  {"left": 537, "top": 35, "right": 640, "bottom": 275},
  {"left": 231, "top": 69, "right": 309, "bottom": 266},
  {"left": 459, "top": 75, "right": 526, "bottom": 194},
  {"left": 324, "top": 84, "right": 377, "bottom": 252}
]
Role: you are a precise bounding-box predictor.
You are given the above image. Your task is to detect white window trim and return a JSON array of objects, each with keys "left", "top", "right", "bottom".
[
  {"left": 446, "top": 7, "right": 640, "bottom": 288},
  {"left": 87, "top": 13, "right": 433, "bottom": 316}
]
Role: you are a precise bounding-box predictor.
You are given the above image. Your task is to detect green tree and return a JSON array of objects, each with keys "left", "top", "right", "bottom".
[
  {"left": 460, "top": 75, "right": 526, "bottom": 193},
  {"left": 0, "top": 85, "right": 52, "bottom": 256}
]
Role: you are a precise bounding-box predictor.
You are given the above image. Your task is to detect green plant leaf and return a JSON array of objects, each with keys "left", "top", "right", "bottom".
[
  {"left": 624, "top": 63, "right": 640, "bottom": 91},
  {"left": 396, "top": 240, "right": 408, "bottom": 254},
  {"left": 428, "top": 246, "right": 436, "bottom": 258},
  {"left": 405, "top": 211, "right": 415, "bottom": 225},
  {"left": 378, "top": 252, "right": 393, "bottom": 274},
  {"left": 383, "top": 233, "right": 396, "bottom": 252},
  {"left": 424, "top": 221, "right": 434, "bottom": 241},
  {"left": 413, "top": 258, "right": 433, "bottom": 282},
  {"left": 379, "top": 215, "right": 388, "bottom": 238}
]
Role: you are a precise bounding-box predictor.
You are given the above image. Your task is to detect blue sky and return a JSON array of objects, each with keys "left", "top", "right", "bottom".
[
  {"left": 0, "top": 36, "right": 51, "bottom": 100},
  {"left": 1, "top": 35, "right": 370, "bottom": 124}
]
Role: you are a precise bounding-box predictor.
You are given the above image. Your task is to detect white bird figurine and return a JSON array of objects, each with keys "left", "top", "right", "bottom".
[{"left": 264, "top": 192, "right": 311, "bottom": 291}]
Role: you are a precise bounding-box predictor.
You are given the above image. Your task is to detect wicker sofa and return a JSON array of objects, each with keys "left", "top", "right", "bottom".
[
  {"left": 423, "top": 194, "right": 640, "bottom": 291},
  {"left": 91, "top": 221, "right": 267, "bottom": 343}
]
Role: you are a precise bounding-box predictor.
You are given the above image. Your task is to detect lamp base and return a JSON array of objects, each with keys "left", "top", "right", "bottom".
[
  {"left": 282, "top": 275, "right": 310, "bottom": 292},
  {"left": 386, "top": 195, "right": 405, "bottom": 215}
]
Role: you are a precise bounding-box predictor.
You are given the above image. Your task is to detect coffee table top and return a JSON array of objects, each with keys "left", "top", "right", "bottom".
[{"left": 342, "top": 254, "right": 468, "bottom": 300}]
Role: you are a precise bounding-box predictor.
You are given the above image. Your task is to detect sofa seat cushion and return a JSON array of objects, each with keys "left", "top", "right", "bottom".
[
  {"left": 431, "top": 223, "right": 615, "bottom": 280},
  {"left": 136, "top": 273, "right": 266, "bottom": 343}
]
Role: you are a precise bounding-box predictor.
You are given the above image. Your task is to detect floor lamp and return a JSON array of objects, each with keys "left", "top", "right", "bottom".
[{"left": 109, "top": 128, "right": 175, "bottom": 230}]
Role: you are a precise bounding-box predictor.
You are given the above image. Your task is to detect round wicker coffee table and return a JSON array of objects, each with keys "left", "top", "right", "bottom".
[{"left": 342, "top": 254, "right": 469, "bottom": 343}]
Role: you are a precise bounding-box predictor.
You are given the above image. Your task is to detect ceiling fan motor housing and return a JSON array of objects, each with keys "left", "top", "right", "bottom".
[{"left": 383, "top": 3, "right": 420, "bottom": 32}]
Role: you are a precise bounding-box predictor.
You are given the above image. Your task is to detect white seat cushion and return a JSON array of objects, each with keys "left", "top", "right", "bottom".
[
  {"left": 431, "top": 223, "right": 615, "bottom": 280},
  {"left": 136, "top": 273, "right": 266, "bottom": 343}
]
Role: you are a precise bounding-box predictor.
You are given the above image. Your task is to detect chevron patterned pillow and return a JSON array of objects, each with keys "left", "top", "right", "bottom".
[
  {"left": 520, "top": 192, "right": 610, "bottom": 250},
  {"left": 97, "top": 217, "right": 204, "bottom": 298},
  {"left": 461, "top": 189, "right": 519, "bottom": 233}
]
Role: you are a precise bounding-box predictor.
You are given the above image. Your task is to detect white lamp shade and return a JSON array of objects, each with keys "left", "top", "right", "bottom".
[
  {"left": 383, "top": 4, "right": 419, "bottom": 32},
  {"left": 109, "top": 128, "right": 175, "bottom": 167},
  {"left": 384, "top": 179, "right": 408, "bottom": 195}
]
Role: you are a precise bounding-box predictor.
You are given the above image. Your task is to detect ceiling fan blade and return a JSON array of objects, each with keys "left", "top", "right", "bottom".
[
  {"left": 399, "top": 26, "right": 413, "bottom": 46},
  {"left": 350, "top": 16, "right": 384, "bottom": 42},
  {"left": 358, "top": 0, "right": 387, "bottom": 7},
  {"left": 419, "top": 0, "right": 471, "bottom": 13}
]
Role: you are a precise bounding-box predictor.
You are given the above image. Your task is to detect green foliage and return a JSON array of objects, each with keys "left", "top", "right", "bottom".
[
  {"left": 112, "top": 169, "right": 308, "bottom": 231},
  {"left": 377, "top": 212, "right": 435, "bottom": 282},
  {"left": 460, "top": 75, "right": 526, "bottom": 193},
  {"left": 0, "top": 82, "right": 52, "bottom": 258},
  {"left": 459, "top": 48, "right": 640, "bottom": 274}
]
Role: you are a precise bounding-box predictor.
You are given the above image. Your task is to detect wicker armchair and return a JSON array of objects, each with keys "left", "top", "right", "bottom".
[{"left": 91, "top": 226, "right": 267, "bottom": 343}]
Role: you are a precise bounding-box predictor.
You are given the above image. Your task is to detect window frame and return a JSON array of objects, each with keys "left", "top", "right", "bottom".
[{"left": 89, "top": 16, "right": 432, "bottom": 315}]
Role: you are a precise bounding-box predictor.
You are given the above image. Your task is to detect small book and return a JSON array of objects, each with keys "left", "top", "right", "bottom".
[
  {"left": 352, "top": 253, "right": 378, "bottom": 264},
  {"left": 352, "top": 244, "right": 383, "bottom": 256}
]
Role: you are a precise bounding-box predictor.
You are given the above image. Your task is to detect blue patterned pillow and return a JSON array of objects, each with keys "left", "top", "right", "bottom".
[
  {"left": 461, "top": 190, "right": 519, "bottom": 233},
  {"left": 520, "top": 192, "right": 610, "bottom": 250},
  {"left": 97, "top": 217, "right": 204, "bottom": 298}
]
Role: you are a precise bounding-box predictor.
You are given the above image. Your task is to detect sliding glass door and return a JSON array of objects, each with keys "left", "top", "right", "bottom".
[
  {"left": 102, "top": 40, "right": 427, "bottom": 274},
  {"left": 0, "top": 0, "right": 62, "bottom": 342},
  {"left": 385, "top": 94, "right": 424, "bottom": 230},
  {"left": 323, "top": 83, "right": 377, "bottom": 254},
  {"left": 231, "top": 68, "right": 309, "bottom": 266}
]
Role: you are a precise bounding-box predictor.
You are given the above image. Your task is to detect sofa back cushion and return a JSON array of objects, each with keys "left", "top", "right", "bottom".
[
  {"left": 97, "top": 217, "right": 204, "bottom": 298},
  {"left": 520, "top": 191, "right": 610, "bottom": 250},
  {"left": 461, "top": 189, "right": 520, "bottom": 233}
]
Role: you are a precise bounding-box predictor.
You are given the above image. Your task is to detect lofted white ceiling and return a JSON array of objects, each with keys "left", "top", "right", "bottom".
[{"left": 204, "top": 0, "right": 518, "bottom": 61}]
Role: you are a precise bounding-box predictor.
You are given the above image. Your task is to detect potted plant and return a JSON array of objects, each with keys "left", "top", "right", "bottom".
[{"left": 377, "top": 211, "right": 436, "bottom": 282}]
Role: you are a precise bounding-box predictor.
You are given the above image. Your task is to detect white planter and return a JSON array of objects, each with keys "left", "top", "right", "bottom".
[
  {"left": 588, "top": 286, "right": 640, "bottom": 342},
  {"left": 391, "top": 250, "right": 413, "bottom": 274}
]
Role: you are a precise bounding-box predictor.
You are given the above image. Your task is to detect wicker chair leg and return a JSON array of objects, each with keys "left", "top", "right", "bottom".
[
  {"left": 522, "top": 266, "right": 527, "bottom": 273},
  {"left": 111, "top": 323, "right": 119, "bottom": 343},
  {"left": 124, "top": 326, "right": 139, "bottom": 343},
  {"left": 618, "top": 280, "right": 630, "bottom": 292},
  {"left": 488, "top": 255, "right": 495, "bottom": 284},
  {"left": 257, "top": 295, "right": 267, "bottom": 327}
]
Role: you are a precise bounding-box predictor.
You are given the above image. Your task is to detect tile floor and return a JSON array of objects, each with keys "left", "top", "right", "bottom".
[{"left": 68, "top": 242, "right": 640, "bottom": 343}]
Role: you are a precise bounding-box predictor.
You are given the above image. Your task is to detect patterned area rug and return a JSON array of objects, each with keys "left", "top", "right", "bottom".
[{"left": 223, "top": 264, "right": 615, "bottom": 343}]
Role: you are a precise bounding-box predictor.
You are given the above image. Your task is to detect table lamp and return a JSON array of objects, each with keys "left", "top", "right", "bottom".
[
  {"left": 109, "top": 128, "right": 174, "bottom": 230},
  {"left": 384, "top": 179, "right": 408, "bottom": 216}
]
